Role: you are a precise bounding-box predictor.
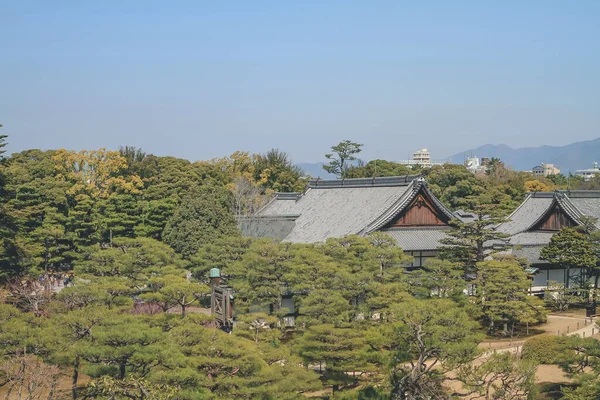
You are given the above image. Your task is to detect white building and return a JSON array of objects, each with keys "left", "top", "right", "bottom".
[
  {"left": 465, "top": 156, "right": 490, "bottom": 174},
  {"left": 397, "top": 148, "right": 445, "bottom": 168},
  {"left": 532, "top": 163, "right": 560, "bottom": 177},
  {"left": 575, "top": 163, "right": 600, "bottom": 181}
]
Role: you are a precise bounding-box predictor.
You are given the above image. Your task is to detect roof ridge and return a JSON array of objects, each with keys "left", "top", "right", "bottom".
[
  {"left": 308, "top": 174, "right": 420, "bottom": 189},
  {"left": 361, "top": 179, "right": 454, "bottom": 235},
  {"left": 555, "top": 193, "right": 585, "bottom": 225},
  {"left": 505, "top": 194, "right": 532, "bottom": 222},
  {"left": 523, "top": 196, "right": 560, "bottom": 232}
]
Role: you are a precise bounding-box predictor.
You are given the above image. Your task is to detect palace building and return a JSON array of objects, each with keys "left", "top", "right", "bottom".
[
  {"left": 241, "top": 175, "right": 471, "bottom": 268},
  {"left": 241, "top": 176, "right": 600, "bottom": 294},
  {"left": 497, "top": 191, "right": 600, "bottom": 289}
]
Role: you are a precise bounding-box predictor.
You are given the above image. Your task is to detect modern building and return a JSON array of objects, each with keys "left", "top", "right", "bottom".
[
  {"left": 241, "top": 175, "right": 469, "bottom": 267},
  {"left": 497, "top": 191, "right": 600, "bottom": 290},
  {"left": 397, "top": 148, "right": 446, "bottom": 168},
  {"left": 575, "top": 163, "right": 600, "bottom": 181},
  {"left": 465, "top": 156, "right": 490, "bottom": 174},
  {"left": 531, "top": 163, "right": 560, "bottom": 177}
]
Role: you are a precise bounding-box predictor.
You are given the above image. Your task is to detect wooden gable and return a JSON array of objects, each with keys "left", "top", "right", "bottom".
[
  {"left": 531, "top": 204, "right": 576, "bottom": 231},
  {"left": 384, "top": 191, "right": 449, "bottom": 228}
]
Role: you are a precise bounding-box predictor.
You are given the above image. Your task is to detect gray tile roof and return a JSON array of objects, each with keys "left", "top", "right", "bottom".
[
  {"left": 498, "top": 190, "right": 600, "bottom": 265},
  {"left": 253, "top": 175, "right": 457, "bottom": 244},
  {"left": 497, "top": 194, "right": 554, "bottom": 235},
  {"left": 497, "top": 190, "right": 600, "bottom": 235},
  {"left": 382, "top": 228, "right": 450, "bottom": 251},
  {"left": 509, "top": 232, "right": 555, "bottom": 246},
  {"left": 567, "top": 197, "right": 600, "bottom": 228},
  {"left": 512, "top": 246, "right": 546, "bottom": 265},
  {"left": 273, "top": 184, "right": 413, "bottom": 243}
]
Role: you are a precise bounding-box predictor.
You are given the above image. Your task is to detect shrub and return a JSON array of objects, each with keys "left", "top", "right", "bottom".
[{"left": 522, "top": 335, "right": 561, "bottom": 364}]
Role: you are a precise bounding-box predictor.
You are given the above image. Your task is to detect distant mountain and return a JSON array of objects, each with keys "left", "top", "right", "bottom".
[
  {"left": 296, "top": 162, "right": 337, "bottom": 179},
  {"left": 447, "top": 138, "right": 600, "bottom": 173}
]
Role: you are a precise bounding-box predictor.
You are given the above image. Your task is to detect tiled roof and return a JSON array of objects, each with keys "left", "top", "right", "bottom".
[
  {"left": 362, "top": 179, "right": 456, "bottom": 234},
  {"left": 497, "top": 194, "right": 554, "bottom": 235},
  {"left": 497, "top": 190, "right": 600, "bottom": 235},
  {"left": 256, "top": 177, "right": 418, "bottom": 243},
  {"left": 499, "top": 190, "right": 600, "bottom": 265},
  {"left": 567, "top": 196, "right": 600, "bottom": 228},
  {"left": 509, "top": 232, "right": 555, "bottom": 246},
  {"left": 512, "top": 246, "right": 546, "bottom": 265},
  {"left": 382, "top": 228, "right": 450, "bottom": 251},
  {"left": 252, "top": 175, "right": 461, "bottom": 244}
]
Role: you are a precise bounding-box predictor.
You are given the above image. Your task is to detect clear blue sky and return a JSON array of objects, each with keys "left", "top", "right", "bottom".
[{"left": 2, "top": 1, "right": 599, "bottom": 162}]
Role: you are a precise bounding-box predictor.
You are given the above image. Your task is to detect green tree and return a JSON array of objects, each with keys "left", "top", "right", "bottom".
[
  {"left": 85, "top": 375, "right": 179, "bottom": 400},
  {"left": 75, "top": 314, "right": 166, "bottom": 380},
  {"left": 253, "top": 148, "right": 305, "bottom": 192},
  {"left": 407, "top": 258, "right": 466, "bottom": 299},
  {"left": 385, "top": 299, "right": 481, "bottom": 399},
  {"left": 540, "top": 227, "right": 597, "bottom": 289},
  {"left": 323, "top": 140, "right": 363, "bottom": 179},
  {"left": 440, "top": 197, "right": 510, "bottom": 273},
  {"left": 298, "top": 289, "right": 352, "bottom": 326},
  {"left": 39, "top": 306, "right": 108, "bottom": 399},
  {"left": 0, "top": 303, "right": 40, "bottom": 356},
  {"left": 162, "top": 185, "right": 239, "bottom": 258},
  {"left": 457, "top": 352, "right": 538, "bottom": 399},
  {"left": 168, "top": 322, "right": 320, "bottom": 399},
  {"left": 474, "top": 259, "right": 546, "bottom": 334},
  {"left": 141, "top": 275, "right": 209, "bottom": 318},
  {"left": 294, "top": 323, "right": 372, "bottom": 393},
  {"left": 231, "top": 240, "right": 293, "bottom": 314},
  {"left": 191, "top": 236, "right": 253, "bottom": 282},
  {"left": 134, "top": 198, "right": 176, "bottom": 240},
  {"left": 345, "top": 159, "right": 413, "bottom": 179},
  {"left": 76, "top": 237, "right": 186, "bottom": 283}
]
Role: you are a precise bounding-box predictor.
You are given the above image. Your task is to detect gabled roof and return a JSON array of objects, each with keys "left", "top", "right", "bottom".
[
  {"left": 497, "top": 193, "right": 554, "bottom": 235},
  {"left": 252, "top": 175, "right": 456, "bottom": 245},
  {"left": 498, "top": 190, "right": 600, "bottom": 236},
  {"left": 498, "top": 190, "right": 600, "bottom": 265},
  {"left": 562, "top": 191, "right": 600, "bottom": 229}
]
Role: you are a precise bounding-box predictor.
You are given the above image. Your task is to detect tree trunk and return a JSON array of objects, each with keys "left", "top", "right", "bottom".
[
  {"left": 119, "top": 363, "right": 126, "bottom": 380},
  {"left": 181, "top": 304, "right": 186, "bottom": 318},
  {"left": 72, "top": 356, "right": 80, "bottom": 400}
]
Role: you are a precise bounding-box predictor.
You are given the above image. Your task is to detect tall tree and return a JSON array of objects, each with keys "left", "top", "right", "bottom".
[
  {"left": 440, "top": 196, "right": 510, "bottom": 273},
  {"left": 293, "top": 323, "right": 372, "bottom": 393},
  {"left": 474, "top": 259, "right": 546, "bottom": 334},
  {"left": 253, "top": 148, "right": 305, "bottom": 192},
  {"left": 384, "top": 299, "right": 481, "bottom": 399},
  {"left": 540, "top": 227, "right": 597, "bottom": 289},
  {"left": 323, "top": 140, "right": 363, "bottom": 179},
  {"left": 162, "top": 185, "right": 239, "bottom": 258}
]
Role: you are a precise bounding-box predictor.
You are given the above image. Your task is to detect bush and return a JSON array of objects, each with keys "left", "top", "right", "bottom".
[{"left": 522, "top": 335, "right": 561, "bottom": 364}]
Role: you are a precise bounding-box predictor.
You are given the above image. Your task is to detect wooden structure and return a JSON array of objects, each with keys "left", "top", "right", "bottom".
[
  {"left": 384, "top": 193, "right": 450, "bottom": 228},
  {"left": 209, "top": 268, "right": 234, "bottom": 331}
]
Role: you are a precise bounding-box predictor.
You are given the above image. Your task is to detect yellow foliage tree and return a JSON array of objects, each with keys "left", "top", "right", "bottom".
[
  {"left": 52, "top": 148, "right": 143, "bottom": 197},
  {"left": 524, "top": 180, "right": 555, "bottom": 193}
]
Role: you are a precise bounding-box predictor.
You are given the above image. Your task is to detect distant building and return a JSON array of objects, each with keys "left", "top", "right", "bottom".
[
  {"left": 465, "top": 156, "right": 489, "bottom": 174},
  {"left": 575, "top": 163, "right": 600, "bottom": 181},
  {"left": 532, "top": 163, "right": 560, "bottom": 177},
  {"left": 397, "top": 148, "right": 445, "bottom": 168}
]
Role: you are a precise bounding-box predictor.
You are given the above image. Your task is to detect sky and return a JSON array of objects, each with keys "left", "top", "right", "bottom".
[{"left": 2, "top": 1, "right": 599, "bottom": 163}]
